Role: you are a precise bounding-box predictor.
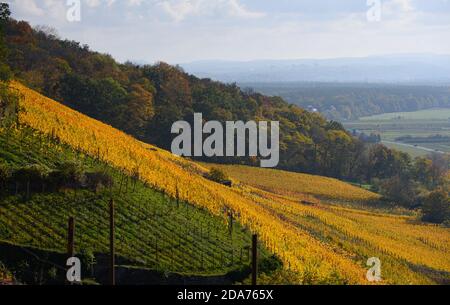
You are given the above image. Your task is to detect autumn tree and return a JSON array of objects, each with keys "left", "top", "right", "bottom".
[
  {"left": 0, "top": 2, "right": 11, "bottom": 81},
  {"left": 422, "top": 190, "right": 450, "bottom": 224}
]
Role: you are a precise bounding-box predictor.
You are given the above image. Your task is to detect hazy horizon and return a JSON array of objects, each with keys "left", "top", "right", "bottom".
[{"left": 6, "top": 0, "right": 450, "bottom": 64}]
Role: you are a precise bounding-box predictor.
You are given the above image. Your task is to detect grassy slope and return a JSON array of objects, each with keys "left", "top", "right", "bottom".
[
  {"left": 0, "top": 128, "right": 262, "bottom": 277},
  {"left": 5, "top": 81, "right": 450, "bottom": 284},
  {"left": 202, "top": 163, "right": 450, "bottom": 284}
]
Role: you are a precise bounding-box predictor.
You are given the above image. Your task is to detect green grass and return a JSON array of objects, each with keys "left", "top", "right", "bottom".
[
  {"left": 382, "top": 142, "right": 427, "bottom": 158},
  {"left": 0, "top": 128, "right": 271, "bottom": 277},
  {"left": 345, "top": 108, "right": 450, "bottom": 156},
  {"left": 359, "top": 108, "right": 450, "bottom": 121}
]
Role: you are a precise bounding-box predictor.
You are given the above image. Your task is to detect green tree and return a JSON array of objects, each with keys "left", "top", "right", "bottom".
[
  {"left": 207, "top": 168, "right": 229, "bottom": 183},
  {"left": 422, "top": 190, "right": 450, "bottom": 224},
  {"left": 379, "top": 175, "right": 419, "bottom": 208},
  {"left": 0, "top": 2, "right": 11, "bottom": 81}
]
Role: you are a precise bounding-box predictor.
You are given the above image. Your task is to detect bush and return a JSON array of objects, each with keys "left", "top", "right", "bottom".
[
  {"left": 85, "top": 171, "right": 113, "bottom": 192},
  {"left": 0, "top": 162, "right": 11, "bottom": 188},
  {"left": 11, "top": 164, "right": 49, "bottom": 193},
  {"left": 422, "top": 190, "right": 450, "bottom": 224},
  {"left": 378, "top": 176, "right": 419, "bottom": 208},
  {"left": 47, "top": 161, "right": 85, "bottom": 190},
  {"left": 207, "top": 167, "right": 229, "bottom": 183},
  {"left": 0, "top": 84, "right": 20, "bottom": 128}
]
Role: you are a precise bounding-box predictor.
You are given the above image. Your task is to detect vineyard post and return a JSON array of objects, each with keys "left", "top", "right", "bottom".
[
  {"left": 67, "top": 217, "right": 75, "bottom": 285},
  {"left": 176, "top": 185, "right": 180, "bottom": 208},
  {"left": 252, "top": 234, "right": 258, "bottom": 286},
  {"left": 109, "top": 199, "right": 115, "bottom": 286},
  {"left": 228, "top": 211, "right": 234, "bottom": 238},
  {"left": 68, "top": 217, "right": 75, "bottom": 257}
]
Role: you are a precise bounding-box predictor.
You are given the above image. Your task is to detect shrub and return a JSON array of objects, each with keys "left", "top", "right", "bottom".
[
  {"left": 85, "top": 171, "right": 113, "bottom": 192},
  {"left": 0, "top": 162, "right": 11, "bottom": 189},
  {"left": 47, "top": 161, "right": 85, "bottom": 190},
  {"left": 207, "top": 167, "right": 229, "bottom": 183},
  {"left": 378, "top": 176, "right": 419, "bottom": 208},
  {"left": 11, "top": 164, "right": 49, "bottom": 193},
  {"left": 422, "top": 190, "right": 450, "bottom": 224},
  {"left": 0, "top": 84, "right": 20, "bottom": 128}
]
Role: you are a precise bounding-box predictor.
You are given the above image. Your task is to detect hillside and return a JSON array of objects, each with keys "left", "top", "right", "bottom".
[
  {"left": 200, "top": 163, "right": 379, "bottom": 203},
  {"left": 0, "top": 82, "right": 448, "bottom": 284},
  {"left": 1, "top": 18, "right": 380, "bottom": 180},
  {"left": 0, "top": 126, "right": 270, "bottom": 284},
  {"left": 200, "top": 163, "right": 450, "bottom": 284},
  {"left": 4, "top": 15, "right": 448, "bottom": 195}
]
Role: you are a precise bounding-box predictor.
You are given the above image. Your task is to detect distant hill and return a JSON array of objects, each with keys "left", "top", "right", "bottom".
[{"left": 181, "top": 54, "right": 450, "bottom": 84}]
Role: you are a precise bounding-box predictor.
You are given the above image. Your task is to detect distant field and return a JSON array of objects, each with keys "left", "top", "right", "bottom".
[
  {"left": 360, "top": 108, "right": 450, "bottom": 121},
  {"left": 345, "top": 108, "right": 450, "bottom": 156}
]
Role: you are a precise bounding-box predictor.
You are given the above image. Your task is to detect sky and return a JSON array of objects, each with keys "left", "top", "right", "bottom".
[{"left": 5, "top": 0, "right": 450, "bottom": 64}]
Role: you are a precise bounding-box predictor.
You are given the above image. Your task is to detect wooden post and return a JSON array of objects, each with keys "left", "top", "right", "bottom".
[
  {"left": 176, "top": 185, "right": 180, "bottom": 208},
  {"left": 228, "top": 211, "right": 234, "bottom": 237},
  {"left": 109, "top": 199, "right": 115, "bottom": 286},
  {"left": 67, "top": 217, "right": 75, "bottom": 285},
  {"left": 67, "top": 217, "right": 75, "bottom": 258},
  {"left": 252, "top": 234, "right": 258, "bottom": 286}
]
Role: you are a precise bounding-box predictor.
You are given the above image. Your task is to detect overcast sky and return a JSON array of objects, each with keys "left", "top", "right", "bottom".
[{"left": 5, "top": 0, "right": 450, "bottom": 64}]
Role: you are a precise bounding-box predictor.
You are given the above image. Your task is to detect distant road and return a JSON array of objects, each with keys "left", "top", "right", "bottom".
[{"left": 382, "top": 140, "right": 445, "bottom": 154}]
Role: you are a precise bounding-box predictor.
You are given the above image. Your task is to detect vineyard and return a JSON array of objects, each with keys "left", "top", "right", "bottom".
[
  {"left": 1, "top": 82, "right": 449, "bottom": 284},
  {"left": 0, "top": 127, "right": 274, "bottom": 284},
  {"left": 201, "top": 164, "right": 450, "bottom": 284},
  {"left": 201, "top": 164, "right": 380, "bottom": 203}
]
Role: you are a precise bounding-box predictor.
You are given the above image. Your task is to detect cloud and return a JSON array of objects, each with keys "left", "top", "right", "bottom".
[
  {"left": 156, "top": 0, "right": 265, "bottom": 22},
  {"left": 5, "top": 0, "right": 450, "bottom": 63},
  {"left": 382, "top": 0, "right": 415, "bottom": 17},
  {"left": 8, "top": 0, "right": 45, "bottom": 16}
]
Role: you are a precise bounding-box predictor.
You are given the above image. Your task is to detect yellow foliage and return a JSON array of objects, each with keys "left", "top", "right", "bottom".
[{"left": 201, "top": 163, "right": 379, "bottom": 202}]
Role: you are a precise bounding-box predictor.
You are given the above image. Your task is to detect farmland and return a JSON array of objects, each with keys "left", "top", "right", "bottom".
[
  {"left": 345, "top": 108, "right": 450, "bottom": 157},
  {"left": 1, "top": 82, "right": 449, "bottom": 284}
]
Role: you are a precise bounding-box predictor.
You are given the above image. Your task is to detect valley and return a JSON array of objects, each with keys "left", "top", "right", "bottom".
[{"left": 345, "top": 108, "right": 450, "bottom": 157}]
